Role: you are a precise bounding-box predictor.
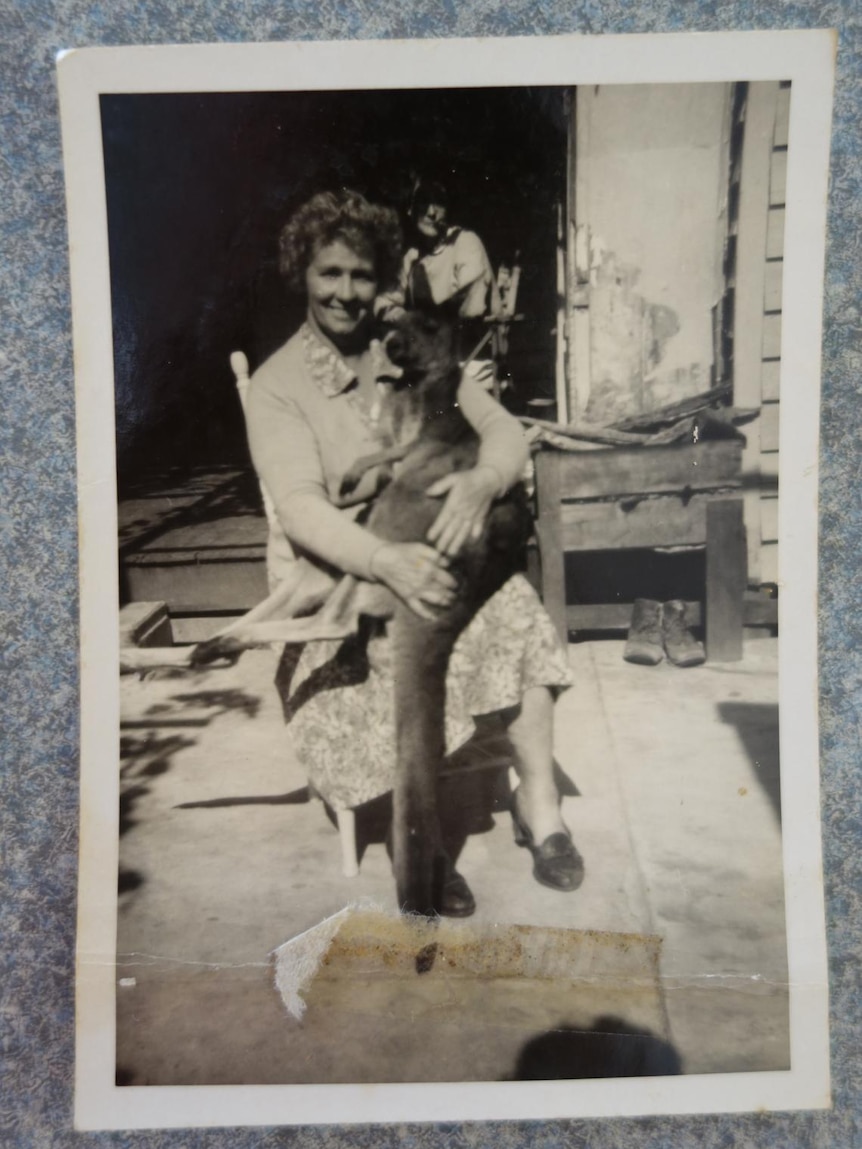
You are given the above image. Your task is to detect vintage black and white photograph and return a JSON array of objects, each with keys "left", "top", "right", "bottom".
[{"left": 60, "top": 33, "right": 831, "bottom": 1128}]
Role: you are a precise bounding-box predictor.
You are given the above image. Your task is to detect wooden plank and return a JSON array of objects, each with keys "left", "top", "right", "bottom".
[
  {"left": 568, "top": 88, "right": 591, "bottom": 421},
  {"left": 774, "top": 87, "right": 791, "bottom": 147},
  {"left": 764, "top": 261, "right": 784, "bottom": 312},
  {"left": 760, "top": 540, "right": 779, "bottom": 584},
  {"left": 566, "top": 594, "right": 776, "bottom": 632},
  {"left": 119, "top": 601, "right": 173, "bottom": 648},
  {"left": 742, "top": 593, "right": 779, "bottom": 626},
  {"left": 769, "top": 148, "right": 787, "bottom": 206},
  {"left": 125, "top": 557, "right": 269, "bottom": 613},
  {"left": 522, "top": 416, "right": 646, "bottom": 446},
  {"left": 766, "top": 207, "right": 786, "bottom": 259},
  {"left": 559, "top": 492, "right": 744, "bottom": 551},
  {"left": 611, "top": 380, "right": 733, "bottom": 431},
  {"left": 762, "top": 359, "right": 781, "bottom": 401},
  {"left": 705, "top": 499, "right": 747, "bottom": 661},
  {"left": 734, "top": 82, "right": 779, "bottom": 408},
  {"left": 554, "top": 201, "right": 569, "bottom": 424},
  {"left": 761, "top": 402, "right": 780, "bottom": 452},
  {"left": 534, "top": 450, "right": 568, "bottom": 643},
  {"left": 760, "top": 451, "right": 780, "bottom": 482},
  {"left": 569, "top": 291, "right": 591, "bottom": 424},
  {"left": 553, "top": 441, "right": 743, "bottom": 500},
  {"left": 567, "top": 602, "right": 699, "bottom": 632},
  {"left": 734, "top": 82, "right": 779, "bottom": 586},
  {"left": 761, "top": 495, "right": 779, "bottom": 543},
  {"left": 170, "top": 616, "right": 241, "bottom": 643},
  {"left": 524, "top": 539, "right": 542, "bottom": 597},
  {"left": 126, "top": 547, "right": 267, "bottom": 566},
  {"left": 762, "top": 312, "right": 783, "bottom": 360}
]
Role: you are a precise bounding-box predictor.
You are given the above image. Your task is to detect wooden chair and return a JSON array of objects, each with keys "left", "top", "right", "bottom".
[
  {"left": 461, "top": 255, "right": 523, "bottom": 401},
  {"left": 229, "top": 351, "right": 359, "bottom": 875},
  {"left": 532, "top": 439, "right": 748, "bottom": 661}
]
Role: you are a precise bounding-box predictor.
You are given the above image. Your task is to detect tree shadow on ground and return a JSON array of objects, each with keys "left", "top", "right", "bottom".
[
  {"left": 119, "top": 730, "right": 198, "bottom": 902},
  {"left": 119, "top": 732, "right": 197, "bottom": 835},
  {"left": 165, "top": 688, "right": 262, "bottom": 720}
]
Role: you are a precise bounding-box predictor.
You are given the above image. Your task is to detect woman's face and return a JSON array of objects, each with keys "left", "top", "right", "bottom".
[
  {"left": 414, "top": 201, "right": 448, "bottom": 242},
  {"left": 305, "top": 239, "right": 378, "bottom": 345}
]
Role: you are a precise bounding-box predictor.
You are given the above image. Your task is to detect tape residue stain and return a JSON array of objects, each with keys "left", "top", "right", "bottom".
[{"left": 272, "top": 905, "right": 663, "bottom": 1020}]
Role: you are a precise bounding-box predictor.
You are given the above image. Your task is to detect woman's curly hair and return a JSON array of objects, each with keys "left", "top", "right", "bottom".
[{"left": 278, "top": 190, "right": 403, "bottom": 293}]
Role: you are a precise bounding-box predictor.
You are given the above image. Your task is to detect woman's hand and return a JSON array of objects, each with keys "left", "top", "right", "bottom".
[
  {"left": 425, "top": 466, "right": 501, "bottom": 557},
  {"left": 370, "top": 542, "right": 457, "bottom": 621}
]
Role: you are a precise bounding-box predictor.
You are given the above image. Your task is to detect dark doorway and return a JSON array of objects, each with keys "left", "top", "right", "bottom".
[{"left": 102, "top": 88, "right": 568, "bottom": 489}]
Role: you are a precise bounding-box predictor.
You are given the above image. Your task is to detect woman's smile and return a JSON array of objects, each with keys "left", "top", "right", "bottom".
[{"left": 305, "top": 239, "right": 378, "bottom": 344}]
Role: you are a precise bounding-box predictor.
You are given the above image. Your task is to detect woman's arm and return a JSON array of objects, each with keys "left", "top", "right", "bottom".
[
  {"left": 246, "top": 367, "right": 456, "bottom": 615},
  {"left": 246, "top": 378, "right": 382, "bottom": 579},
  {"left": 457, "top": 374, "right": 530, "bottom": 491}
]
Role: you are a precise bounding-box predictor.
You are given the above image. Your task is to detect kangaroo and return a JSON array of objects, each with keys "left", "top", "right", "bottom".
[{"left": 194, "top": 311, "right": 533, "bottom": 916}]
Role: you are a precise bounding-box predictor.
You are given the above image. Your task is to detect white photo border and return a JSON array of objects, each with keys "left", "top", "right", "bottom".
[{"left": 59, "top": 29, "right": 834, "bottom": 1130}]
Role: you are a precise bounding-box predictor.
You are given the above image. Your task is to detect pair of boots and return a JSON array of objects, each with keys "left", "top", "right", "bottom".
[{"left": 624, "top": 599, "right": 706, "bottom": 668}]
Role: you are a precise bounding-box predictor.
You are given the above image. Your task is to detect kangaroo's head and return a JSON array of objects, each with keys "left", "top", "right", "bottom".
[{"left": 374, "top": 310, "right": 462, "bottom": 446}]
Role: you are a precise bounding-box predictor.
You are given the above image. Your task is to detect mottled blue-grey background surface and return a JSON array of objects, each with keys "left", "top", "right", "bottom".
[{"left": 1, "top": 2, "right": 859, "bottom": 1146}]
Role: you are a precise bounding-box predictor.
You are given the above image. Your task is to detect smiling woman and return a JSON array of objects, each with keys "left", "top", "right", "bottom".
[{"left": 305, "top": 240, "right": 378, "bottom": 345}]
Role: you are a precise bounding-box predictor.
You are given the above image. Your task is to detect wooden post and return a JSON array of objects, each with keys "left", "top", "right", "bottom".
[
  {"left": 706, "top": 499, "right": 746, "bottom": 662},
  {"left": 534, "top": 450, "right": 568, "bottom": 645},
  {"left": 733, "top": 82, "right": 780, "bottom": 585}
]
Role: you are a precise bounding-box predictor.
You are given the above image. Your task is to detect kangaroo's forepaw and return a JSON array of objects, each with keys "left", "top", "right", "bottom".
[{"left": 339, "top": 468, "right": 363, "bottom": 497}]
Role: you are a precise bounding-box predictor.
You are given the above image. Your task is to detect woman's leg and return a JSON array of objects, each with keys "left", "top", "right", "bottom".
[{"left": 504, "top": 685, "right": 567, "bottom": 843}]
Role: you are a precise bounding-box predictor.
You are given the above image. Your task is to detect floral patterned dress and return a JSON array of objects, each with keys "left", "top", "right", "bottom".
[{"left": 282, "top": 573, "right": 573, "bottom": 810}]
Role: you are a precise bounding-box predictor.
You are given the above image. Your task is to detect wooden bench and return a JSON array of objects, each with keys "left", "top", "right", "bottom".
[{"left": 532, "top": 439, "right": 748, "bottom": 661}]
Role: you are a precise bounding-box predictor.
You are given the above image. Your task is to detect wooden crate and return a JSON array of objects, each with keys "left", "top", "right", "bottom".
[{"left": 534, "top": 440, "right": 747, "bottom": 660}]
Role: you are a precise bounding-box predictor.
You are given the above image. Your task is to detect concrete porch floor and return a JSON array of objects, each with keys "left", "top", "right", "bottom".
[{"left": 116, "top": 636, "right": 788, "bottom": 1085}]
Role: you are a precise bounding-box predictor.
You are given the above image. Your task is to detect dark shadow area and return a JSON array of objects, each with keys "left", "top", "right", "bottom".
[
  {"left": 511, "top": 1015, "right": 683, "bottom": 1080},
  {"left": 321, "top": 768, "right": 504, "bottom": 871},
  {"left": 367, "top": 730, "right": 578, "bottom": 866},
  {"left": 566, "top": 548, "right": 706, "bottom": 615},
  {"left": 165, "top": 688, "right": 261, "bottom": 720},
  {"left": 120, "top": 731, "right": 197, "bottom": 766},
  {"left": 124, "top": 689, "right": 262, "bottom": 729},
  {"left": 438, "top": 766, "right": 508, "bottom": 864},
  {"left": 176, "top": 785, "right": 311, "bottom": 810},
  {"left": 118, "top": 868, "right": 144, "bottom": 894},
  {"left": 103, "top": 88, "right": 566, "bottom": 482},
  {"left": 119, "top": 783, "right": 149, "bottom": 837},
  {"left": 717, "top": 701, "right": 781, "bottom": 825},
  {"left": 119, "top": 467, "right": 263, "bottom": 551},
  {"left": 739, "top": 469, "right": 779, "bottom": 493},
  {"left": 553, "top": 759, "right": 581, "bottom": 798},
  {"left": 319, "top": 792, "right": 393, "bottom": 869},
  {"left": 278, "top": 624, "right": 377, "bottom": 724},
  {"left": 119, "top": 731, "right": 197, "bottom": 835}
]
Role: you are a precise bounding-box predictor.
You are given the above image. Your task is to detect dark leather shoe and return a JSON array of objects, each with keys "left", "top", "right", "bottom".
[
  {"left": 512, "top": 791, "right": 585, "bottom": 892},
  {"left": 436, "top": 859, "right": 476, "bottom": 918}
]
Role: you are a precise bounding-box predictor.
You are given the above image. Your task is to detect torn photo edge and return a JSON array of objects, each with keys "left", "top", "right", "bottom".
[{"left": 58, "top": 28, "right": 834, "bottom": 1130}]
